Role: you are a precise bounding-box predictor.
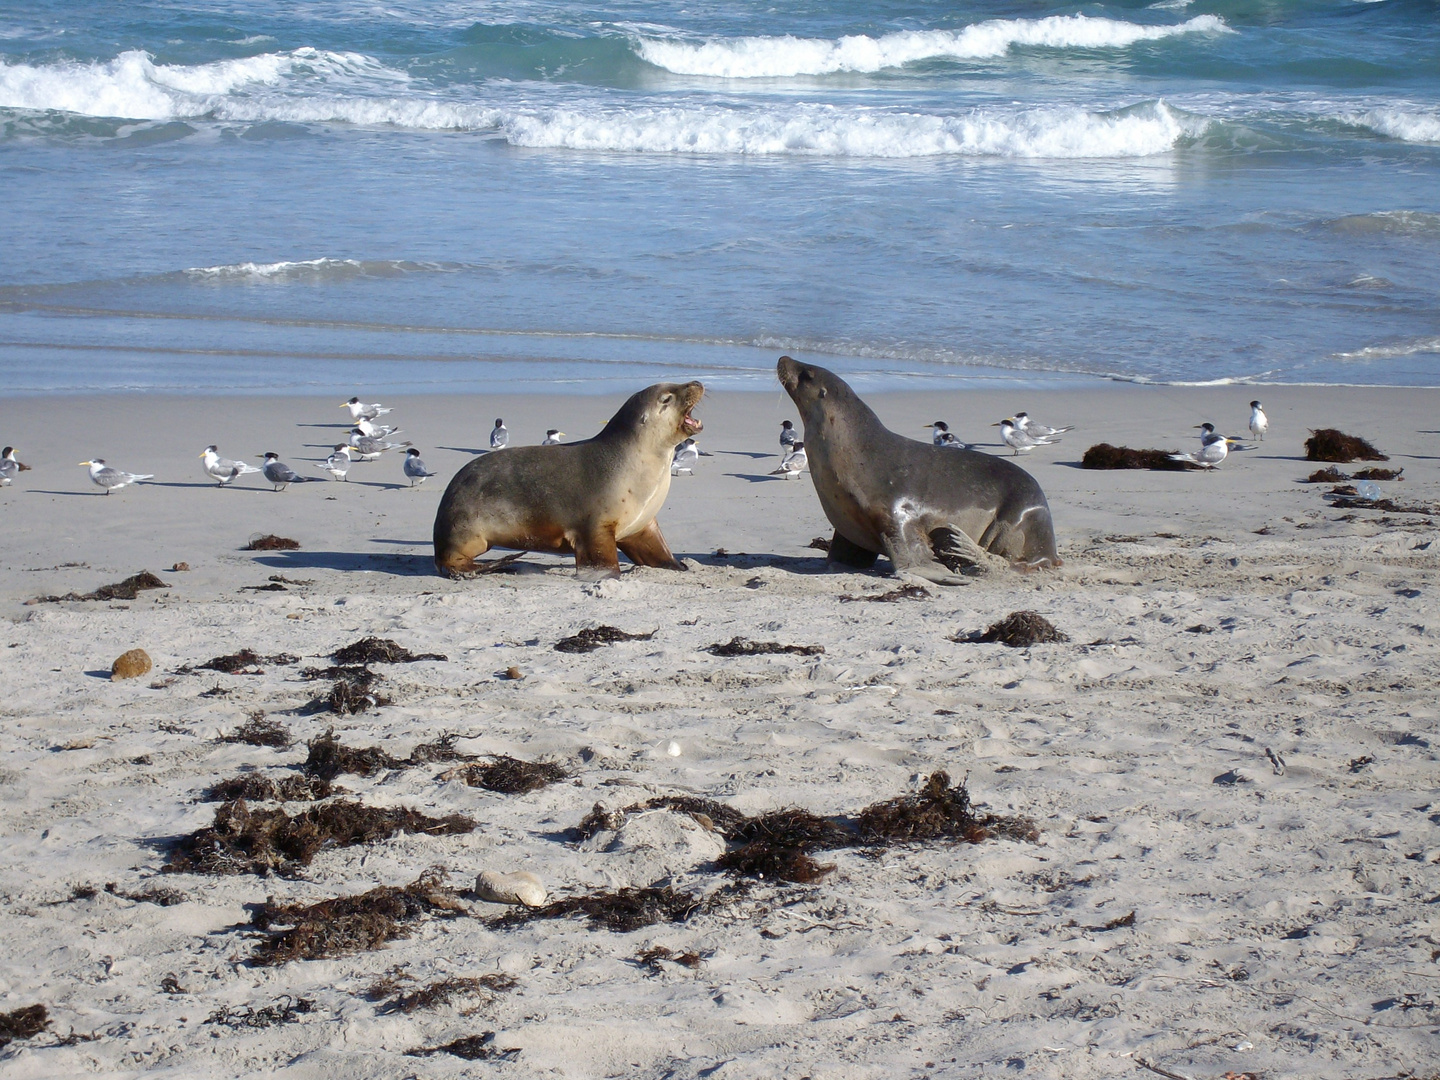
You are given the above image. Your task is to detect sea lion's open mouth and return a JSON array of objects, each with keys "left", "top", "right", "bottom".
[{"left": 682, "top": 411, "right": 702, "bottom": 435}]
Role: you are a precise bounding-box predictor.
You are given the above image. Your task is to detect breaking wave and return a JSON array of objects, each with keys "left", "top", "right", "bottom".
[
  {"left": 499, "top": 100, "right": 1205, "bottom": 158},
  {"left": 1345, "top": 105, "right": 1440, "bottom": 143},
  {"left": 632, "top": 15, "right": 1231, "bottom": 78},
  {"left": 0, "top": 47, "right": 404, "bottom": 121}
]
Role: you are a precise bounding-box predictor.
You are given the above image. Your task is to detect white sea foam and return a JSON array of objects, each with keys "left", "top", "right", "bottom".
[
  {"left": 1347, "top": 106, "right": 1440, "bottom": 144},
  {"left": 182, "top": 257, "right": 455, "bottom": 282},
  {"left": 0, "top": 47, "right": 404, "bottom": 120},
  {"left": 210, "top": 94, "right": 494, "bottom": 129},
  {"left": 499, "top": 100, "right": 1203, "bottom": 158},
  {"left": 1334, "top": 337, "right": 1440, "bottom": 362},
  {"left": 633, "top": 15, "right": 1230, "bottom": 78}
]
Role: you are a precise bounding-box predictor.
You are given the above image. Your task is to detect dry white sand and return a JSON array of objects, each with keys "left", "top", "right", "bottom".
[{"left": 1, "top": 383, "right": 1438, "bottom": 1079}]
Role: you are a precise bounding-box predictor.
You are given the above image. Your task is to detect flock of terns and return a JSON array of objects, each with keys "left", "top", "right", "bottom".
[{"left": 1, "top": 397, "right": 1272, "bottom": 495}]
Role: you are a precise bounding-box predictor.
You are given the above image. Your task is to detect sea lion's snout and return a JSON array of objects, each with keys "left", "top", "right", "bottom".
[
  {"left": 776, "top": 355, "right": 801, "bottom": 391},
  {"left": 678, "top": 381, "right": 704, "bottom": 434}
]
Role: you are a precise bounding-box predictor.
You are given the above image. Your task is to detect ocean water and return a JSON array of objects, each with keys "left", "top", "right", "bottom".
[{"left": 0, "top": 0, "right": 1437, "bottom": 394}]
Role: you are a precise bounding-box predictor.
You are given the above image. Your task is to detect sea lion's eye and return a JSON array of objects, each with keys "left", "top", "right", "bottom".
[{"left": 661, "top": 394, "right": 672, "bottom": 404}]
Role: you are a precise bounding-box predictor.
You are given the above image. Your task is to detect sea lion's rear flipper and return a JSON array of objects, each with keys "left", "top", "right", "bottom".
[
  {"left": 618, "top": 520, "right": 686, "bottom": 570},
  {"left": 827, "top": 531, "right": 879, "bottom": 570},
  {"left": 883, "top": 522, "right": 971, "bottom": 586},
  {"left": 574, "top": 523, "right": 622, "bottom": 581}
]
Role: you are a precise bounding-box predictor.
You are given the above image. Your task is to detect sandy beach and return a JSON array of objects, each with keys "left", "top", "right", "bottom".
[{"left": 1, "top": 382, "right": 1438, "bottom": 1079}]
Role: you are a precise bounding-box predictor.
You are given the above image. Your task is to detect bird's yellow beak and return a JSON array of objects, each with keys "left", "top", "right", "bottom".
[
  {"left": 78, "top": 460, "right": 91, "bottom": 466},
  {"left": 198, "top": 451, "right": 206, "bottom": 458}
]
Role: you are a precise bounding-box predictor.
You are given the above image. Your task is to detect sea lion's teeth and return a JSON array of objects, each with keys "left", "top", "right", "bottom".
[{"left": 476, "top": 869, "right": 547, "bottom": 907}]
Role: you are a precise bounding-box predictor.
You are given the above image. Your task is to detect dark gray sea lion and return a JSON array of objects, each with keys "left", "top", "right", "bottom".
[
  {"left": 434, "top": 382, "right": 703, "bottom": 580},
  {"left": 777, "top": 357, "right": 1059, "bottom": 583}
]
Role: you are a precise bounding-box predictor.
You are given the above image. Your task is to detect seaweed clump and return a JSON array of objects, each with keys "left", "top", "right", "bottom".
[
  {"left": 189, "top": 649, "right": 298, "bottom": 675},
  {"left": 243, "top": 535, "right": 300, "bottom": 551},
  {"left": 30, "top": 570, "right": 170, "bottom": 604},
  {"left": 447, "top": 756, "right": 569, "bottom": 794},
  {"left": 304, "top": 730, "right": 479, "bottom": 781},
  {"left": 203, "top": 773, "right": 335, "bottom": 803},
  {"left": 1080, "top": 444, "right": 1197, "bottom": 471},
  {"left": 494, "top": 885, "right": 707, "bottom": 932},
  {"left": 251, "top": 868, "right": 466, "bottom": 965},
  {"left": 955, "top": 611, "right": 1070, "bottom": 648},
  {"left": 299, "top": 667, "right": 391, "bottom": 716},
  {"left": 331, "top": 637, "right": 446, "bottom": 664},
  {"left": 218, "top": 714, "right": 293, "bottom": 749},
  {"left": 0, "top": 1005, "right": 50, "bottom": 1048},
  {"left": 1325, "top": 495, "right": 1434, "bottom": 516},
  {"left": 857, "top": 770, "right": 989, "bottom": 844},
  {"left": 1305, "top": 466, "right": 1349, "bottom": 483},
  {"left": 1305, "top": 428, "right": 1387, "bottom": 463},
  {"left": 370, "top": 973, "right": 517, "bottom": 1015},
  {"left": 304, "top": 729, "right": 403, "bottom": 780},
  {"left": 163, "top": 799, "right": 476, "bottom": 876},
  {"left": 205, "top": 996, "right": 314, "bottom": 1028},
  {"left": 104, "top": 881, "right": 186, "bottom": 906},
  {"left": 1354, "top": 467, "right": 1403, "bottom": 480},
  {"left": 554, "top": 626, "right": 656, "bottom": 653},
  {"left": 707, "top": 637, "right": 824, "bottom": 657},
  {"left": 406, "top": 1034, "right": 521, "bottom": 1061},
  {"left": 571, "top": 773, "right": 1037, "bottom": 889}
]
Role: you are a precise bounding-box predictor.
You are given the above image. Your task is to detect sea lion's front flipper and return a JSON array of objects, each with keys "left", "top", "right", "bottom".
[
  {"left": 930, "top": 526, "right": 1004, "bottom": 575},
  {"left": 618, "top": 520, "right": 685, "bottom": 570},
  {"left": 883, "top": 522, "right": 969, "bottom": 586},
  {"left": 573, "top": 524, "right": 622, "bottom": 581},
  {"left": 827, "top": 530, "right": 880, "bottom": 569}
]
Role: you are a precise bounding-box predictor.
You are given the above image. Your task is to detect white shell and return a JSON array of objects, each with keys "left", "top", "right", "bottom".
[
  {"left": 666, "top": 740, "right": 682, "bottom": 757},
  {"left": 475, "top": 869, "right": 547, "bottom": 907}
]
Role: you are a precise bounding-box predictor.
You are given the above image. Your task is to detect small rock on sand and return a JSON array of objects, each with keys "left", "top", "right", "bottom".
[
  {"left": 111, "top": 649, "right": 152, "bottom": 681},
  {"left": 476, "top": 869, "right": 547, "bottom": 907}
]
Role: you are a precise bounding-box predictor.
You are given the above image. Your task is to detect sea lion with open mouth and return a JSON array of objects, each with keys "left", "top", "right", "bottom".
[
  {"left": 777, "top": 357, "right": 1059, "bottom": 583},
  {"left": 434, "top": 381, "right": 703, "bottom": 580}
]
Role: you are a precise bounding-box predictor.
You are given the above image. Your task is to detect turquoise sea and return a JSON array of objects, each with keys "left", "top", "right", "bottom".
[{"left": 1, "top": 0, "right": 1437, "bottom": 394}]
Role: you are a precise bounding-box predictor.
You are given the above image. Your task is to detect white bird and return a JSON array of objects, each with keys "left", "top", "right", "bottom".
[
  {"left": 199, "top": 444, "right": 262, "bottom": 486},
  {"left": 341, "top": 397, "right": 391, "bottom": 422},
  {"left": 772, "top": 441, "right": 807, "bottom": 478},
  {"left": 779, "top": 420, "right": 798, "bottom": 450},
  {"left": 490, "top": 418, "right": 509, "bottom": 450},
  {"left": 348, "top": 429, "right": 411, "bottom": 461},
  {"left": 315, "top": 444, "right": 352, "bottom": 481},
  {"left": 80, "top": 458, "right": 152, "bottom": 494},
  {"left": 1014, "top": 412, "right": 1073, "bottom": 438},
  {"left": 260, "top": 452, "right": 304, "bottom": 491},
  {"left": 936, "top": 431, "right": 968, "bottom": 449},
  {"left": 541, "top": 429, "right": 566, "bottom": 446},
  {"left": 926, "top": 421, "right": 954, "bottom": 446},
  {"left": 403, "top": 447, "right": 437, "bottom": 487},
  {"left": 354, "top": 417, "right": 401, "bottom": 439},
  {"left": 0, "top": 446, "right": 29, "bottom": 486},
  {"left": 1249, "top": 400, "right": 1268, "bottom": 442},
  {"left": 671, "top": 438, "right": 699, "bottom": 475},
  {"left": 994, "top": 418, "right": 1059, "bottom": 455},
  {"left": 1168, "top": 423, "right": 1241, "bottom": 469}
]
